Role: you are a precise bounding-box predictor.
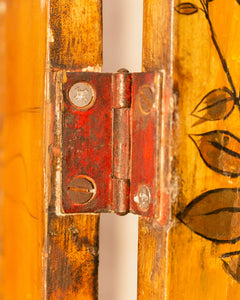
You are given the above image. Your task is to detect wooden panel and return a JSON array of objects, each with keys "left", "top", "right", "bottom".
[
  {"left": 139, "top": 0, "right": 240, "bottom": 299},
  {"left": 46, "top": 1, "right": 102, "bottom": 299},
  {"left": 50, "top": 0, "right": 102, "bottom": 70},
  {"left": 0, "top": 1, "right": 6, "bottom": 298},
  {"left": 138, "top": 221, "right": 168, "bottom": 299},
  {"left": 138, "top": 1, "right": 173, "bottom": 299},
  {"left": 2, "top": 0, "right": 102, "bottom": 299},
  {"left": 47, "top": 214, "right": 99, "bottom": 299},
  {"left": 142, "top": 0, "right": 172, "bottom": 72},
  {"left": 169, "top": 0, "right": 240, "bottom": 298},
  {"left": 2, "top": 0, "right": 47, "bottom": 298}
]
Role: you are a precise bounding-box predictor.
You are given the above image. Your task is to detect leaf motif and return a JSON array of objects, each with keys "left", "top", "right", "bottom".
[
  {"left": 177, "top": 188, "right": 240, "bottom": 243},
  {"left": 189, "top": 131, "right": 240, "bottom": 177},
  {"left": 175, "top": 3, "right": 199, "bottom": 15},
  {"left": 221, "top": 251, "right": 240, "bottom": 282},
  {"left": 191, "top": 88, "right": 235, "bottom": 121}
]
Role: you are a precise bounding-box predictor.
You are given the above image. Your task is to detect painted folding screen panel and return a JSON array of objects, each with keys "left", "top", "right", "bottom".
[{"left": 138, "top": 0, "right": 240, "bottom": 299}]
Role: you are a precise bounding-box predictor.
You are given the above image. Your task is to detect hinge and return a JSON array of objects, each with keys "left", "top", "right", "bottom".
[{"left": 51, "top": 69, "right": 170, "bottom": 224}]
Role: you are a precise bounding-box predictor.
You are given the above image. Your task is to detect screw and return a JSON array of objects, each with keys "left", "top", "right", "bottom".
[
  {"left": 69, "top": 82, "right": 95, "bottom": 109},
  {"left": 117, "top": 68, "right": 130, "bottom": 74},
  {"left": 134, "top": 185, "right": 151, "bottom": 211},
  {"left": 67, "top": 175, "right": 96, "bottom": 205},
  {"left": 137, "top": 86, "right": 154, "bottom": 114}
]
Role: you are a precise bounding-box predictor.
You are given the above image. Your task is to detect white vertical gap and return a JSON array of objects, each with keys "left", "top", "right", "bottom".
[
  {"left": 102, "top": 0, "right": 143, "bottom": 73},
  {"left": 99, "top": 214, "right": 139, "bottom": 300},
  {"left": 99, "top": 0, "right": 143, "bottom": 300}
]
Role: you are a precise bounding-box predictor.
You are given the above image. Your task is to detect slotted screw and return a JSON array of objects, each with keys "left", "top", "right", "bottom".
[
  {"left": 67, "top": 176, "right": 96, "bottom": 205},
  {"left": 137, "top": 86, "right": 154, "bottom": 113}
]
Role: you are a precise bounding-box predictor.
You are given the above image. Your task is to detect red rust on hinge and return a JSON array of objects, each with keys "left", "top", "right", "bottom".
[
  {"left": 112, "top": 71, "right": 131, "bottom": 215},
  {"left": 62, "top": 72, "right": 113, "bottom": 213},
  {"left": 60, "top": 71, "right": 170, "bottom": 224},
  {"left": 130, "top": 72, "right": 163, "bottom": 220}
]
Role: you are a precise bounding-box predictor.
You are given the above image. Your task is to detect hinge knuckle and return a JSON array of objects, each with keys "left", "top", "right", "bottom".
[
  {"left": 112, "top": 178, "right": 130, "bottom": 215},
  {"left": 112, "top": 72, "right": 131, "bottom": 108},
  {"left": 112, "top": 108, "right": 130, "bottom": 179},
  {"left": 112, "top": 74, "right": 131, "bottom": 214}
]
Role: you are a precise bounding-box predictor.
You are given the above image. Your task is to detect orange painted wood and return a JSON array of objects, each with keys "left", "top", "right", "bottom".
[
  {"left": 0, "top": 1, "right": 5, "bottom": 298},
  {"left": 2, "top": 0, "right": 47, "bottom": 298},
  {"left": 2, "top": 0, "right": 102, "bottom": 299},
  {"left": 139, "top": 0, "right": 240, "bottom": 299}
]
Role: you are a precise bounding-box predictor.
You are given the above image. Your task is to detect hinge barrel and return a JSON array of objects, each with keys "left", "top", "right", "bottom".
[
  {"left": 112, "top": 108, "right": 131, "bottom": 215},
  {"left": 112, "top": 71, "right": 131, "bottom": 215},
  {"left": 112, "top": 179, "right": 130, "bottom": 215},
  {"left": 112, "top": 72, "right": 131, "bottom": 108}
]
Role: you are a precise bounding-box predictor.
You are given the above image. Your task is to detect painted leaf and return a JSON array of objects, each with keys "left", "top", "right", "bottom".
[
  {"left": 175, "top": 3, "right": 199, "bottom": 15},
  {"left": 177, "top": 188, "right": 240, "bottom": 243},
  {"left": 221, "top": 251, "right": 240, "bottom": 282},
  {"left": 189, "top": 130, "right": 240, "bottom": 177},
  {"left": 191, "top": 88, "right": 235, "bottom": 121}
]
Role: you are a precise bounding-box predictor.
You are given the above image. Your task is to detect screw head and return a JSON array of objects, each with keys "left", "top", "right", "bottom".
[
  {"left": 117, "top": 68, "right": 130, "bottom": 73},
  {"left": 69, "top": 82, "right": 95, "bottom": 109},
  {"left": 67, "top": 175, "right": 97, "bottom": 205},
  {"left": 137, "top": 85, "right": 154, "bottom": 114},
  {"left": 134, "top": 185, "right": 151, "bottom": 211}
]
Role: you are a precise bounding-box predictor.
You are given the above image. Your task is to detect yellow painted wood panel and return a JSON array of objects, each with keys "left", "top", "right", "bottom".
[
  {"left": 139, "top": 0, "right": 240, "bottom": 299},
  {"left": 169, "top": 0, "right": 240, "bottom": 298},
  {"left": 2, "top": 0, "right": 47, "bottom": 298},
  {"left": 0, "top": 0, "right": 6, "bottom": 298},
  {"left": 3, "top": 0, "right": 102, "bottom": 298}
]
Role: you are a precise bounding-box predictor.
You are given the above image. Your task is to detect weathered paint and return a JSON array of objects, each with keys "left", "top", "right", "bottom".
[{"left": 60, "top": 71, "right": 170, "bottom": 224}]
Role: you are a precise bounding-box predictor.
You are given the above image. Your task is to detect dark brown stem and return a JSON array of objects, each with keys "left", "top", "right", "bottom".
[{"left": 201, "top": 2, "right": 237, "bottom": 97}]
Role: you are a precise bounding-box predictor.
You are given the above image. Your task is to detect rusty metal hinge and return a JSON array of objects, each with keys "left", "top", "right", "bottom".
[{"left": 51, "top": 69, "right": 169, "bottom": 224}]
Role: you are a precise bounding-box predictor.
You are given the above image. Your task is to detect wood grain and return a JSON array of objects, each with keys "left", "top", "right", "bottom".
[
  {"left": 138, "top": 1, "right": 173, "bottom": 299},
  {"left": 142, "top": 0, "right": 173, "bottom": 72},
  {"left": 47, "top": 214, "right": 99, "bottom": 299},
  {"left": 46, "top": 0, "right": 102, "bottom": 299},
  {"left": 0, "top": 1, "right": 5, "bottom": 297},
  {"left": 2, "top": 0, "right": 46, "bottom": 298},
  {"left": 139, "top": 0, "right": 240, "bottom": 299},
  {"left": 138, "top": 220, "right": 168, "bottom": 299},
  {"left": 2, "top": 0, "right": 102, "bottom": 299},
  {"left": 50, "top": 0, "right": 102, "bottom": 70}
]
